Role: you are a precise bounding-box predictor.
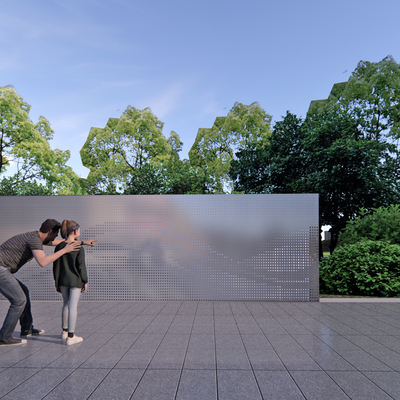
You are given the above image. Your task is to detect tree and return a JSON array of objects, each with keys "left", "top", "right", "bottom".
[
  {"left": 124, "top": 163, "right": 167, "bottom": 194},
  {"left": 309, "top": 55, "right": 400, "bottom": 142},
  {"left": 124, "top": 159, "right": 214, "bottom": 195},
  {"left": 230, "top": 111, "right": 400, "bottom": 254},
  {"left": 164, "top": 159, "right": 214, "bottom": 194},
  {"left": 80, "top": 106, "right": 181, "bottom": 194},
  {"left": 0, "top": 85, "right": 82, "bottom": 195},
  {"left": 189, "top": 102, "right": 272, "bottom": 193},
  {"left": 305, "top": 55, "right": 400, "bottom": 249},
  {"left": 299, "top": 111, "right": 399, "bottom": 251},
  {"left": 230, "top": 112, "right": 305, "bottom": 194}
]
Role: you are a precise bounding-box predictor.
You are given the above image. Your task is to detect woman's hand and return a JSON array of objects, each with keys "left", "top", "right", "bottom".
[
  {"left": 56, "top": 286, "right": 61, "bottom": 293},
  {"left": 81, "top": 283, "right": 88, "bottom": 293}
]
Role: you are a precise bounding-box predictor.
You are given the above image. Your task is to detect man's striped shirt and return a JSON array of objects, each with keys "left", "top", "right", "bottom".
[{"left": 0, "top": 231, "right": 43, "bottom": 273}]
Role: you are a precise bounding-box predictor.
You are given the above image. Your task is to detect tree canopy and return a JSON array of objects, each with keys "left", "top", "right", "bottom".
[
  {"left": 0, "top": 85, "right": 82, "bottom": 195},
  {"left": 230, "top": 109, "right": 400, "bottom": 253},
  {"left": 124, "top": 159, "right": 212, "bottom": 195},
  {"left": 309, "top": 55, "right": 400, "bottom": 142},
  {"left": 80, "top": 106, "right": 182, "bottom": 194},
  {"left": 189, "top": 102, "right": 272, "bottom": 193}
]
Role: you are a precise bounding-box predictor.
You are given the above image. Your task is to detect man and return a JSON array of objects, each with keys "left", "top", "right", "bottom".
[{"left": 0, "top": 219, "right": 96, "bottom": 346}]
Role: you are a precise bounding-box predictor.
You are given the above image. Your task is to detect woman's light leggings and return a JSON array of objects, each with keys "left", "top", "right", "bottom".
[{"left": 60, "top": 286, "right": 81, "bottom": 333}]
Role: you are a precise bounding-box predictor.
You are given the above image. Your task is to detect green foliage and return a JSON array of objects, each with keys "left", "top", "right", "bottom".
[
  {"left": 0, "top": 177, "right": 54, "bottom": 195},
  {"left": 300, "top": 111, "right": 399, "bottom": 250},
  {"left": 230, "top": 109, "right": 400, "bottom": 252},
  {"left": 124, "top": 160, "right": 214, "bottom": 195},
  {"left": 309, "top": 55, "right": 400, "bottom": 141},
  {"left": 163, "top": 159, "right": 215, "bottom": 194},
  {"left": 231, "top": 54, "right": 400, "bottom": 251},
  {"left": 230, "top": 112, "right": 304, "bottom": 194},
  {"left": 125, "top": 164, "right": 168, "bottom": 194},
  {"left": 305, "top": 56, "right": 400, "bottom": 248},
  {"left": 80, "top": 106, "right": 180, "bottom": 194},
  {"left": 0, "top": 85, "right": 82, "bottom": 195},
  {"left": 340, "top": 205, "right": 400, "bottom": 246},
  {"left": 320, "top": 240, "right": 400, "bottom": 297},
  {"left": 189, "top": 102, "right": 272, "bottom": 193}
]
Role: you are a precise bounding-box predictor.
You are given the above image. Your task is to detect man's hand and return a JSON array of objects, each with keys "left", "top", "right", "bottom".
[
  {"left": 83, "top": 240, "right": 97, "bottom": 247},
  {"left": 81, "top": 283, "right": 88, "bottom": 293},
  {"left": 56, "top": 286, "right": 61, "bottom": 293},
  {"left": 65, "top": 241, "right": 81, "bottom": 253}
]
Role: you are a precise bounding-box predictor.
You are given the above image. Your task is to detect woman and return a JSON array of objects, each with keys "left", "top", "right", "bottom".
[{"left": 53, "top": 220, "right": 88, "bottom": 345}]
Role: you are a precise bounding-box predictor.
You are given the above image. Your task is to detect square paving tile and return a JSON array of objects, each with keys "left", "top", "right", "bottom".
[
  {"left": 148, "top": 347, "right": 186, "bottom": 369},
  {"left": 217, "top": 370, "right": 262, "bottom": 400},
  {"left": 130, "top": 369, "right": 181, "bottom": 400},
  {"left": 290, "top": 371, "right": 349, "bottom": 400},
  {"left": 176, "top": 370, "right": 217, "bottom": 400},
  {"left": 255, "top": 370, "right": 305, "bottom": 399},
  {"left": 87, "top": 369, "right": 144, "bottom": 400},
  {"left": 327, "top": 371, "right": 393, "bottom": 400},
  {"left": 183, "top": 347, "right": 216, "bottom": 370}
]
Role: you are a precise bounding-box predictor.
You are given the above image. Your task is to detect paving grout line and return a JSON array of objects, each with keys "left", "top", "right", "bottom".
[
  {"left": 234, "top": 301, "right": 264, "bottom": 400},
  {"left": 173, "top": 301, "right": 198, "bottom": 400},
  {"left": 213, "top": 302, "right": 219, "bottom": 400}
]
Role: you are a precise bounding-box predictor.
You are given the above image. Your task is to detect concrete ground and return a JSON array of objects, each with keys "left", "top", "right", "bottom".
[{"left": 0, "top": 299, "right": 400, "bottom": 399}]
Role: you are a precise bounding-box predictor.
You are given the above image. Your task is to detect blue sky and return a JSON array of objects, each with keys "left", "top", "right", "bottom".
[{"left": 2, "top": 0, "right": 400, "bottom": 178}]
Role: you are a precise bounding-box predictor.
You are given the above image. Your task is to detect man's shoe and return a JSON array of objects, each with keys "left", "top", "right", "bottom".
[
  {"left": 61, "top": 331, "right": 68, "bottom": 340},
  {"left": 65, "top": 335, "right": 83, "bottom": 345},
  {"left": 0, "top": 337, "right": 28, "bottom": 346},
  {"left": 21, "top": 327, "right": 45, "bottom": 337}
]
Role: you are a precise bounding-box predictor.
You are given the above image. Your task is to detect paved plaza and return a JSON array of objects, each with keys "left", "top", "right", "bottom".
[{"left": 0, "top": 300, "right": 400, "bottom": 399}]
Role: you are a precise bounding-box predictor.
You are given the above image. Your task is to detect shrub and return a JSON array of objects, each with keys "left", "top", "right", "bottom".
[
  {"left": 320, "top": 240, "right": 400, "bottom": 297},
  {"left": 340, "top": 204, "right": 400, "bottom": 246}
]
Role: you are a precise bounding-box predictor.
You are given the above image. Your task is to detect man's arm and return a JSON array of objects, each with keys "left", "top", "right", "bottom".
[
  {"left": 46, "top": 239, "right": 64, "bottom": 247},
  {"left": 46, "top": 239, "right": 98, "bottom": 247},
  {"left": 32, "top": 241, "right": 81, "bottom": 267}
]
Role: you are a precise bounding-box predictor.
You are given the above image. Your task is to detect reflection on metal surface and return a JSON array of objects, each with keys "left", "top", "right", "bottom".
[{"left": 0, "top": 194, "right": 319, "bottom": 301}]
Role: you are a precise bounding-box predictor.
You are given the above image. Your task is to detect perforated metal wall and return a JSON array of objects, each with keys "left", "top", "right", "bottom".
[{"left": 0, "top": 194, "right": 319, "bottom": 301}]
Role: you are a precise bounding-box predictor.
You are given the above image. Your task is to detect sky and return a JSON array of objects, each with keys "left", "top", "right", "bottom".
[{"left": 2, "top": 0, "right": 400, "bottom": 178}]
